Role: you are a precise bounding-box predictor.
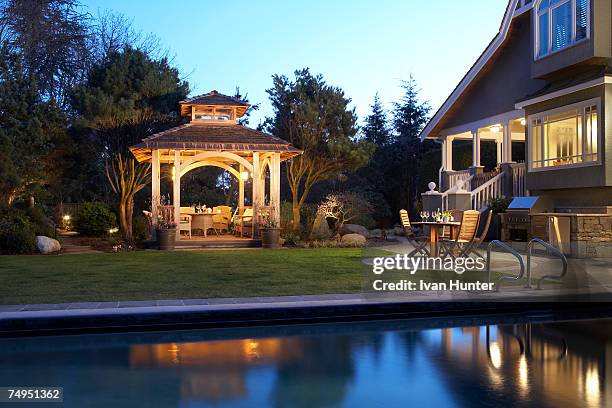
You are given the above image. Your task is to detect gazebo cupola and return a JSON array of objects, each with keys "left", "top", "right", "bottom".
[
  {"left": 130, "top": 90, "right": 302, "bottom": 240},
  {"left": 180, "top": 90, "right": 250, "bottom": 123}
]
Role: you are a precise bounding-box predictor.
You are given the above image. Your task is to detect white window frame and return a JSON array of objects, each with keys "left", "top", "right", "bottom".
[
  {"left": 534, "top": 0, "right": 590, "bottom": 60},
  {"left": 527, "top": 97, "right": 601, "bottom": 172}
]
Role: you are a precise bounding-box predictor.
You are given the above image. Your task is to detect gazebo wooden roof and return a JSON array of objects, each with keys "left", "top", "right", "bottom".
[
  {"left": 130, "top": 122, "right": 301, "bottom": 163},
  {"left": 179, "top": 90, "right": 250, "bottom": 118}
]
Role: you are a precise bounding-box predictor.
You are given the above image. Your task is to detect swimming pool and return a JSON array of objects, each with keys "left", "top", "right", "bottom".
[{"left": 0, "top": 315, "right": 608, "bottom": 407}]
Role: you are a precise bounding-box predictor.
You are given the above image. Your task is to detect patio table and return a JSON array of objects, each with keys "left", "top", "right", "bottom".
[
  {"left": 190, "top": 213, "right": 215, "bottom": 237},
  {"left": 413, "top": 221, "right": 461, "bottom": 257}
]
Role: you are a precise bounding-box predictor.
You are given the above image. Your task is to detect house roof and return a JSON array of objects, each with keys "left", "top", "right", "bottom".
[
  {"left": 419, "top": 0, "right": 531, "bottom": 140},
  {"left": 129, "top": 122, "right": 302, "bottom": 162},
  {"left": 179, "top": 90, "right": 250, "bottom": 117}
]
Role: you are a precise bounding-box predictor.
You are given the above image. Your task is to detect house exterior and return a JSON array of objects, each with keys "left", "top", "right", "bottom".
[{"left": 419, "top": 0, "right": 612, "bottom": 257}]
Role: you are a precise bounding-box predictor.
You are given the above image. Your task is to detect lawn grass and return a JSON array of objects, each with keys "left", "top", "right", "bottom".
[{"left": 0, "top": 249, "right": 366, "bottom": 304}]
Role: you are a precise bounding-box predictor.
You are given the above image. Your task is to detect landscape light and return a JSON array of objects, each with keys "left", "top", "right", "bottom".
[{"left": 63, "top": 215, "right": 70, "bottom": 221}]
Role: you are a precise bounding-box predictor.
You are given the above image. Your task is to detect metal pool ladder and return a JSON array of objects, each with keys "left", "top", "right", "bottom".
[
  {"left": 486, "top": 240, "right": 525, "bottom": 291},
  {"left": 525, "top": 238, "right": 568, "bottom": 290}
]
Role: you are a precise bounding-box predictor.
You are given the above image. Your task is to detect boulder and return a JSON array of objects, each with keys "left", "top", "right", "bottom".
[
  {"left": 369, "top": 229, "right": 383, "bottom": 239},
  {"left": 36, "top": 236, "right": 61, "bottom": 254},
  {"left": 341, "top": 233, "right": 367, "bottom": 247},
  {"left": 393, "top": 226, "right": 405, "bottom": 236},
  {"left": 339, "top": 224, "right": 369, "bottom": 238},
  {"left": 310, "top": 214, "right": 332, "bottom": 240}
]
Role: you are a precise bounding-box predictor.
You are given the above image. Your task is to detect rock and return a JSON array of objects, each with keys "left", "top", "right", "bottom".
[
  {"left": 36, "top": 236, "right": 61, "bottom": 254},
  {"left": 339, "top": 224, "right": 369, "bottom": 238},
  {"left": 369, "top": 229, "right": 383, "bottom": 238},
  {"left": 310, "top": 214, "right": 332, "bottom": 240},
  {"left": 394, "top": 226, "right": 405, "bottom": 236},
  {"left": 341, "top": 233, "right": 367, "bottom": 247}
]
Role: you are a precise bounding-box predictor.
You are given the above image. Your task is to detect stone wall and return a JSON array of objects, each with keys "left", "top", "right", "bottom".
[{"left": 571, "top": 215, "right": 612, "bottom": 258}]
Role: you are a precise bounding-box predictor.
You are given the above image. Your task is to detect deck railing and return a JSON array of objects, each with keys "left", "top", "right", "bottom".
[
  {"left": 447, "top": 170, "right": 471, "bottom": 192},
  {"left": 510, "top": 163, "right": 526, "bottom": 197},
  {"left": 471, "top": 171, "right": 505, "bottom": 211}
]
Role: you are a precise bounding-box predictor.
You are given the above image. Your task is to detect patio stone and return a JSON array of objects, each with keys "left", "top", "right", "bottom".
[
  {"left": 22, "top": 303, "right": 69, "bottom": 311},
  {"left": 156, "top": 300, "right": 184, "bottom": 306},
  {"left": 67, "top": 302, "right": 100, "bottom": 310},
  {"left": 182, "top": 299, "right": 210, "bottom": 306},
  {"left": 96, "top": 302, "right": 119, "bottom": 309},
  {"left": 118, "top": 300, "right": 157, "bottom": 308}
]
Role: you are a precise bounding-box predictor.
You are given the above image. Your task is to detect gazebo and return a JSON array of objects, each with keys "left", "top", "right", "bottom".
[{"left": 130, "top": 90, "right": 301, "bottom": 240}]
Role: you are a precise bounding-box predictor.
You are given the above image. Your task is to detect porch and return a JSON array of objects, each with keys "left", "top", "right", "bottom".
[{"left": 436, "top": 112, "right": 527, "bottom": 210}]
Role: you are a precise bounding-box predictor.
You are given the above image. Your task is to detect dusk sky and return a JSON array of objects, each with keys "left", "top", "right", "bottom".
[{"left": 83, "top": 0, "right": 508, "bottom": 127}]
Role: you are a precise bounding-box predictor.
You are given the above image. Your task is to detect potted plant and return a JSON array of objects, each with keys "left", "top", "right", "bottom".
[
  {"left": 156, "top": 214, "right": 177, "bottom": 251},
  {"left": 259, "top": 210, "right": 281, "bottom": 249},
  {"left": 442, "top": 211, "right": 452, "bottom": 223}
]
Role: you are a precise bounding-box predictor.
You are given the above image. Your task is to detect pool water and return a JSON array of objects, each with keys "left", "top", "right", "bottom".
[{"left": 0, "top": 315, "right": 610, "bottom": 408}]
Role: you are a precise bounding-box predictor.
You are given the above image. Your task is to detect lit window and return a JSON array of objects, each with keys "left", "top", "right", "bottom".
[
  {"left": 529, "top": 99, "right": 599, "bottom": 170},
  {"left": 536, "top": 0, "right": 589, "bottom": 59},
  {"left": 193, "top": 107, "right": 235, "bottom": 122}
]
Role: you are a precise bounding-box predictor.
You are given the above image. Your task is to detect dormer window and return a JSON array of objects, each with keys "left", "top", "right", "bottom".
[{"left": 536, "top": 0, "right": 589, "bottom": 59}]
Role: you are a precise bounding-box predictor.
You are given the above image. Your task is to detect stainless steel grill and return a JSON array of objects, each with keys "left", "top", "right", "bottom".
[{"left": 501, "top": 196, "right": 553, "bottom": 242}]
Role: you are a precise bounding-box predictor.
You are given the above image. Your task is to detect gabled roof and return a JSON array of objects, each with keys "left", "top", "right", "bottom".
[
  {"left": 419, "top": 0, "right": 533, "bottom": 140},
  {"left": 129, "top": 122, "right": 302, "bottom": 162},
  {"left": 179, "top": 90, "right": 250, "bottom": 117}
]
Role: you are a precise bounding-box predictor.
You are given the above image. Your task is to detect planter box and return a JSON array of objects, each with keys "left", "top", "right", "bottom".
[
  {"left": 261, "top": 228, "right": 281, "bottom": 249},
  {"left": 156, "top": 228, "right": 176, "bottom": 251}
]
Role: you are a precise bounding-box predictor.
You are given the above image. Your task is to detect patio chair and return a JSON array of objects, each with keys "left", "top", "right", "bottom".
[
  {"left": 461, "top": 209, "right": 493, "bottom": 258},
  {"left": 212, "top": 205, "right": 232, "bottom": 233},
  {"left": 235, "top": 208, "right": 254, "bottom": 238},
  {"left": 399, "top": 209, "right": 430, "bottom": 257},
  {"left": 439, "top": 210, "right": 480, "bottom": 259},
  {"left": 179, "top": 214, "right": 192, "bottom": 238}
]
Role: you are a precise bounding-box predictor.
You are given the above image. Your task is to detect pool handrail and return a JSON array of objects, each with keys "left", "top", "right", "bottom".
[
  {"left": 486, "top": 240, "right": 525, "bottom": 292},
  {"left": 525, "top": 238, "right": 568, "bottom": 290}
]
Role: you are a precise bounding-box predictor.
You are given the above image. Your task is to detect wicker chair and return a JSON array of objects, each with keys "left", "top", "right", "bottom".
[
  {"left": 399, "top": 209, "right": 430, "bottom": 257},
  {"left": 439, "top": 210, "right": 480, "bottom": 259},
  {"left": 179, "top": 214, "right": 192, "bottom": 238},
  {"left": 212, "top": 205, "right": 232, "bottom": 233},
  {"left": 235, "top": 208, "right": 254, "bottom": 238}
]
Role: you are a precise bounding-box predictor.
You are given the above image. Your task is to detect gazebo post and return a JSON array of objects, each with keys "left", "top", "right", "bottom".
[
  {"left": 270, "top": 153, "right": 281, "bottom": 226},
  {"left": 173, "top": 150, "right": 181, "bottom": 240},
  {"left": 238, "top": 164, "right": 245, "bottom": 216},
  {"left": 151, "top": 149, "right": 161, "bottom": 229},
  {"left": 252, "top": 152, "right": 260, "bottom": 238}
]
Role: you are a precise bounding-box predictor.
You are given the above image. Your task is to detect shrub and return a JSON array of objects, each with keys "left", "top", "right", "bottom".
[
  {"left": 296, "top": 239, "right": 363, "bottom": 249},
  {"left": 489, "top": 197, "right": 513, "bottom": 214},
  {"left": 75, "top": 203, "right": 117, "bottom": 237},
  {"left": 0, "top": 209, "right": 36, "bottom": 254},
  {"left": 316, "top": 192, "right": 374, "bottom": 233},
  {"left": 25, "top": 205, "right": 55, "bottom": 237},
  {"left": 132, "top": 214, "right": 150, "bottom": 242}
]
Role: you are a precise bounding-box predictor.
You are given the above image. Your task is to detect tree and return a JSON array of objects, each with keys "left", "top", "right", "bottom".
[
  {"left": 264, "top": 68, "right": 373, "bottom": 232},
  {"left": 0, "top": 0, "right": 90, "bottom": 109},
  {"left": 0, "top": 45, "right": 67, "bottom": 205},
  {"left": 105, "top": 155, "right": 150, "bottom": 241},
  {"left": 72, "top": 47, "right": 189, "bottom": 239},
  {"left": 363, "top": 94, "right": 392, "bottom": 146},
  {"left": 390, "top": 75, "right": 433, "bottom": 216}
]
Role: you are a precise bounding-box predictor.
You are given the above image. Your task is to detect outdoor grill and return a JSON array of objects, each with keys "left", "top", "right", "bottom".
[{"left": 501, "top": 196, "right": 553, "bottom": 242}]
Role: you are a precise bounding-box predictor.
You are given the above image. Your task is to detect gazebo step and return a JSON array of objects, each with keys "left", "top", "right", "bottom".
[{"left": 175, "top": 239, "right": 262, "bottom": 249}]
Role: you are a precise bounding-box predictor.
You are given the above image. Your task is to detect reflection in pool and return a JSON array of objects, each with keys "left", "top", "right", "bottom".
[{"left": 0, "top": 317, "right": 610, "bottom": 407}]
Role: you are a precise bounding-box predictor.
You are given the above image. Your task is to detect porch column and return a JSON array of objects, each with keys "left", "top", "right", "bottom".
[
  {"left": 496, "top": 135, "right": 503, "bottom": 166},
  {"left": 238, "top": 164, "right": 245, "bottom": 215},
  {"left": 270, "top": 153, "right": 281, "bottom": 226},
  {"left": 151, "top": 149, "right": 161, "bottom": 227},
  {"left": 251, "top": 152, "right": 260, "bottom": 237},
  {"left": 443, "top": 136, "right": 453, "bottom": 171},
  {"left": 471, "top": 129, "right": 481, "bottom": 168},
  {"left": 173, "top": 150, "right": 181, "bottom": 240},
  {"left": 502, "top": 122, "right": 513, "bottom": 163}
]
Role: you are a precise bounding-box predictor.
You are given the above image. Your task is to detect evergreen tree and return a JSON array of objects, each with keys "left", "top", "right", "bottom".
[
  {"left": 0, "top": 45, "right": 68, "bottom": 205},
  {"left": 363, "top": 93, "right": 392, "bottom": 146},
  {"left": 389, "top": 75, "right": 434, "bottom": 217}
]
